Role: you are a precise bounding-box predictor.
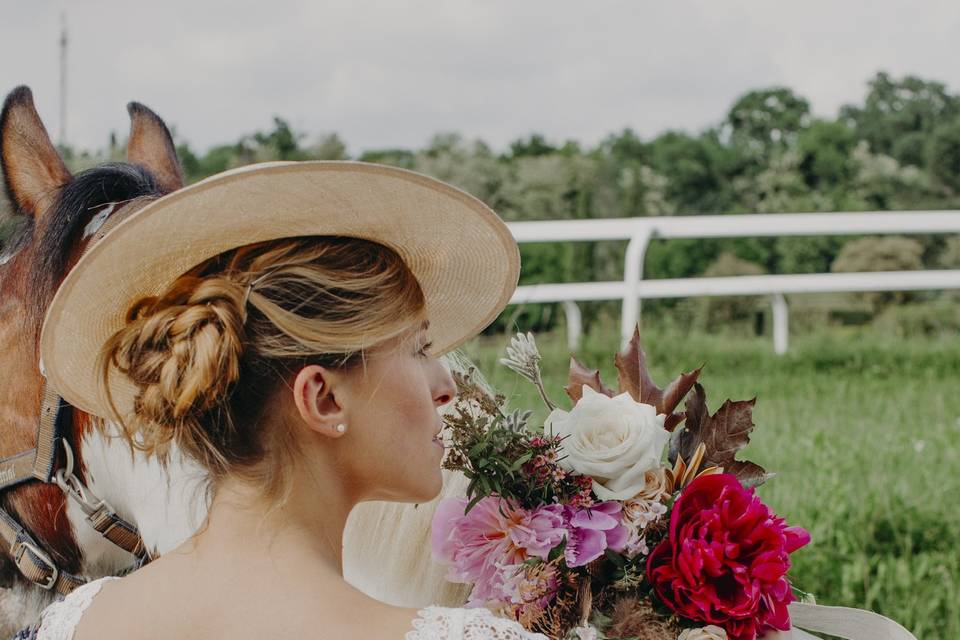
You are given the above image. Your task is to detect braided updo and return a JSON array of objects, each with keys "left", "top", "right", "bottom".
[{"left": 96, "top": 236, "right": 426, "bottom": 498}]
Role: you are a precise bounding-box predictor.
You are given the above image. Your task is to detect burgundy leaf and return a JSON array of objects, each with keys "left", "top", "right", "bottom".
[
  {"left": 614, "top": 325, "right": 701, "bottom": 430},
  {"left": 564, "top": 356, "right": 614, "bottom": 403},
  {"left": 669, "top": 383, "right": 770, "bottom": 487}
]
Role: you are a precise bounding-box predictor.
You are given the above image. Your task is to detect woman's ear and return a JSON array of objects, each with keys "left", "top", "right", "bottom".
[{"left": 292, "top": 364, "right": 348, "bottom": 438}]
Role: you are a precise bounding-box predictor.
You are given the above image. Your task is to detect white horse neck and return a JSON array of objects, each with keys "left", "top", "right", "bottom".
[{"left": 67, "top": 421, "right": 209, "bottom": 575}]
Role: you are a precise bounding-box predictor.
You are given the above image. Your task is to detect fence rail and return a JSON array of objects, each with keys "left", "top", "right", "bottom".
[{"left": 505, "top": 211, "right": 960, "bottom": 352}]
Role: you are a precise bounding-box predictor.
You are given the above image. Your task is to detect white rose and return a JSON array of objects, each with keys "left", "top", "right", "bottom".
[
  {"left": 678, "top": 626, "right": 728, "bottom": 640},
  {"left": 545, "top": 385, "right": 669, "bottom": 501}
]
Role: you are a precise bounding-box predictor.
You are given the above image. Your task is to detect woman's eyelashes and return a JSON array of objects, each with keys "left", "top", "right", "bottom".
[{"left": 417, "top": 341, "right": 434, "bottom": 358}]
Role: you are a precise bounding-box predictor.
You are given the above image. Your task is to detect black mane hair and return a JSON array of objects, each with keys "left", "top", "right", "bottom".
[{"left": 27, "top": 162, "right": 162, "bottom": 332}]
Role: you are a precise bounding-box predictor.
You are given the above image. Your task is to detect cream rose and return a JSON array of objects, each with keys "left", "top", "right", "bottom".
[
  {"left": 545, "top": 385, "right": 669, "bottom": 501},
  {"left": 678, "top": 626, "right": 728, "bottom": 640}
]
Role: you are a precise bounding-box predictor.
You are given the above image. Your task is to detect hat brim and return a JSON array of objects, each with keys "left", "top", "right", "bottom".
[{"left": 40, "top": 161, "right": 519, "bottom": 420}]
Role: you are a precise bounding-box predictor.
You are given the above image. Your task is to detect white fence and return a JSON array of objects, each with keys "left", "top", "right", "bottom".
[{"left": 506, "top": 211, "right": 960, "bottom": 353}]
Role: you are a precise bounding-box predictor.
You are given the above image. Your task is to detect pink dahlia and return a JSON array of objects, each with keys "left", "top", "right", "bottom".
[
  {"left": 431, "top": 496, "right": 566, "bottom": 606},
  {"left": 560, "top": 500, "right": 629, "bottom": 567},
  {"left": 647, "top": 474, "right": 810, "bottom": 640}
]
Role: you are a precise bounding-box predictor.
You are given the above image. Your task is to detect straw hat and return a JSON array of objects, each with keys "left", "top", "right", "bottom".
[{"left": 39, "top": 160, "right": 520, "bottom": 420}]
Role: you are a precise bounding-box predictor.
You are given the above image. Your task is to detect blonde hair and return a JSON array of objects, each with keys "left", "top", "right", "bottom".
[{"left": 96, "top": 235, "right": 426, "bottom": 505}]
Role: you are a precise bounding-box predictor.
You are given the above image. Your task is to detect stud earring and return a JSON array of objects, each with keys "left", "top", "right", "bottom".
[{"left": 335, "top": 423, "right": 348, "bottom": 434}]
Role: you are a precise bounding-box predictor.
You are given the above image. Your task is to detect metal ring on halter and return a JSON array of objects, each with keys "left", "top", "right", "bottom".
[
  {"left": 12, "top": 538, "right": 58, "bottom": 590},
  {"left": 53, "top": 439, "right": 112, "bottom": 518}
]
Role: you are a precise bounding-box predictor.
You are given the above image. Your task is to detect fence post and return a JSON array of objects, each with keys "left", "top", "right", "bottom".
[
  {"left": 561, "top": 301, "right": 582, "bottom": 351},
  {"left": 772, "top": 293, "right": 789, "bottom": 355},
  {"left": 621, "top": 225, "right": 653, "bottom": 348}
]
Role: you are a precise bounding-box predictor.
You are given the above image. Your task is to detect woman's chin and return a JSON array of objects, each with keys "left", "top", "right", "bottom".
[{"left": 369, "top": 467, "right": 443, "bottom": 504}]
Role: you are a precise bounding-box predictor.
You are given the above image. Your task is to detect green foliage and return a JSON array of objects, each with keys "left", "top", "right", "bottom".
[
  {"left": 841, "top": 72, "right": 960, "bottom": 166},
  {"left": 937, "top": 236, "right": 960, "bottom": 268},
  {"left": 726, "top": 87, "right": 811, "bottom": 162},
  {"left": 797, "top": 120, "right": 858, "bottom": 189},
  {"left": 872, "top": 301, "right": 960, "bottom": 337},
  {"left": 831, "top": 236, "right": 926, "bottom": 311},
  {"left": 646, "top": 130, "right": 735, "bottom": 213},
  {"left": 692, "top": 253, "right": 767, "bottom": 332},
  {"left": 926, "top": 116, "right": 960, "bottom": 193},
  {"left": 441, "top": 369, "right": 586, "bottom": 511}
]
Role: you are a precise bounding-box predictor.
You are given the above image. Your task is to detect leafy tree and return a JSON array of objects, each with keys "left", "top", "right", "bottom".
[
  {"left": 646, "top": 130, "right": 734, "bottom": 213},
  {"left": 508, "top": 133, "right": 558, "bottom": 158},
  {"left": 726, "top": 87, "right": 811, "bottom": 162},
  {"left": 596, "top": 128, "right": 647, "bottom": 164},
  {"left": 926, "top": 117, "right": 960, "bottom": 193},
  {"left": 309, "top": 133, "right": 349, "bottom": 160},
  {"left": 840, "top": 72, "right": 960, "bottom": 166},
  {"left": 358, "top": 148, "right": 416, "bottom": 168},
  {"left": 796, "top": 120, "right": 858, "bottom": 190},
  {"left": 849, "top": 142, "right": 930, "bottom": 210},
  {"left": 250, "top": 116, "right": 306, "bottom": 160}
]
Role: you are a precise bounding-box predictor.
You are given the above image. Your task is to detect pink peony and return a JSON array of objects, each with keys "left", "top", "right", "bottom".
[
  {"left": 431, "top": 496, "right": 566, "bottom": 606},
  {"left": 647, "top": 474, "right": 810, "bottom": 640}
]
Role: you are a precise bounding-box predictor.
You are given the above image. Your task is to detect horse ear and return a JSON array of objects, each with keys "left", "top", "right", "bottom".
[
  {"left": 126, "top": 102, "right": 184, "bottom": 193},
  {"left": 0, "top": 86, "right": 72, "bottom": 217}
]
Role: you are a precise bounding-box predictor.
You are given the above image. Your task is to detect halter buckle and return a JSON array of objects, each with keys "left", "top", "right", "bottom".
[{"left": 12, "top": 539, "right": 59, "bottom": 590}]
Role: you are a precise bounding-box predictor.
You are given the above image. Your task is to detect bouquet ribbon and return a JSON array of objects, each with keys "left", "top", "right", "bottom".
[{"left": 787, "top": 602, "right": 917, "bottom": 640}]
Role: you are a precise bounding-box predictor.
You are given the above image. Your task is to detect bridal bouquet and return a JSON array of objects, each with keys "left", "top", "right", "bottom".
[{"left": 431, "top": 328, "right": 810, "bottom": 640}]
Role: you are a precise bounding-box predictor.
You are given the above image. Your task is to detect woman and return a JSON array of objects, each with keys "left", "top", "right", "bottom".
[{"left": 28, "top": 161, "right": 546, "bottom": 639}]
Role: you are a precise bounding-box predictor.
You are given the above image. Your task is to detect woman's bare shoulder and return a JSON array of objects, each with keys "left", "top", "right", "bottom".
[{"left": 70, "top": 566, "right": 430, "bottom": 640}]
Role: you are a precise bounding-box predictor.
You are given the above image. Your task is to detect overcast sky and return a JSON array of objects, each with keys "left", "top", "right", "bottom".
[{"left": 3, "top": 1, "right": 959, "bottom": 156}]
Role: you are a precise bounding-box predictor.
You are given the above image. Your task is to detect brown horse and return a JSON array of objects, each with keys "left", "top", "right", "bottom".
[{"left": 0, "top": 85, "right": 204, "bottom": 632}]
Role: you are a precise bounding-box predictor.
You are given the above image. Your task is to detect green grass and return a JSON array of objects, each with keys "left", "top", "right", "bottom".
[{"left": 459, "top": 324, "right": 960, "bottom": 640}]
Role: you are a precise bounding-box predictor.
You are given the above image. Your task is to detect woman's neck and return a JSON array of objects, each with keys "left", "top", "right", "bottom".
[{"left": 176, "top": 463, "right": 357, "bottom": 578}]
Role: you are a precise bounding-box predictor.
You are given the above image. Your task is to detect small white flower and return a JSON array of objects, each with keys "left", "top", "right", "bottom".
[
  {"left": 573, "top": 625, "right": 599, "bottom": 640},
  {"left": 546, "top": 386, "right": 669, "bottom": 501},
  {"left": 499, "top": 332, "right": 541, "bottom": 381},
  {"left": 913, "top": 439, "right": 926, "bottom": 453},
  {"left": 624, "top": 532, "right": 650, "bottom": 558}
]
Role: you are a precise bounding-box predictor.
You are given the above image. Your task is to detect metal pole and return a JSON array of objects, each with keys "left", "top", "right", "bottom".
[
  {"left": 59, "top": 12, "right": 67, "bottom": 147},
  {"left": 621, "top": 225, "right": 653, "bottom": 348},
  {"left": 772, "top": 293, "right": 789, "bottom": 355}
]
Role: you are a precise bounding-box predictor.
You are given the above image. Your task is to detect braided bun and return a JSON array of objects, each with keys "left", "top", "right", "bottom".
[{"left": 101, "top": 274, "right": 247, "bottom": 462}]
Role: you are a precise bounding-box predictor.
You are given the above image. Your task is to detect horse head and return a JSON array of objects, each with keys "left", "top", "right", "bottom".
[{"left": 0, "top": 86, "right": 207, "bottom": 628}]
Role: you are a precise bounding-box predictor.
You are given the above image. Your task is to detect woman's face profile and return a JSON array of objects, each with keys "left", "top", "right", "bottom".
[{"left": 294, "top": 319, "right": 457, "bottom": 504}]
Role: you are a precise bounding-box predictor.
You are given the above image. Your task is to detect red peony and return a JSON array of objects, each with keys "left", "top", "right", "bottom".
[{"left": 647, "top": 473, "right": 810, "bottom": 640}]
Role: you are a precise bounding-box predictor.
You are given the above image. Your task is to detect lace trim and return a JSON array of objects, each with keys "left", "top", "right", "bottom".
[
  {"left": 406, "top": 605, "right": 550, "bottom": 639},
  {"left": 35, "top": 576, "right": 120, "bottom": 640}
]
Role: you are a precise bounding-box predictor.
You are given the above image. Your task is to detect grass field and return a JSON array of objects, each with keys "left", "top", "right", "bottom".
[{"left": 459, "top": 324, "right": 960, "bottom": 640}]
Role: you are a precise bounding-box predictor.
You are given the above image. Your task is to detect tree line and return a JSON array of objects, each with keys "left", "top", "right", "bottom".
[{"left": 5, "top": 71, "right": 960, "bottom": 335}]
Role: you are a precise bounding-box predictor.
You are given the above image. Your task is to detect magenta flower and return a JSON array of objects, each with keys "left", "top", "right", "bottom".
[
  {"left": 647, "top": 474, "right": 811, "bottom": 640},
  {"left": 431, "top": 496, "right": 566, "bottom": 606}
]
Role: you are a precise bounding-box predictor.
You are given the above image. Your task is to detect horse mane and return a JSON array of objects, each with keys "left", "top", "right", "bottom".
[{"left": 26, "top": 162, "right": 163, "bottom": 335}]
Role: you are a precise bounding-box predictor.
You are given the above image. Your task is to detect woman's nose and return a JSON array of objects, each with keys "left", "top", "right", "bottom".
[{"left": 433, "top": 361, "right": 456, "bottom": 407}]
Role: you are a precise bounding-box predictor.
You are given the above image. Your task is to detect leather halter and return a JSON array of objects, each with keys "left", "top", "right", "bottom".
[{"left": 0, "top": 201, "right": 151, "bottom": 596}]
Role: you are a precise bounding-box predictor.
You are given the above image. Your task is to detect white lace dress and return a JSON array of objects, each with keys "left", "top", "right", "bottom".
[{"left": 23, "top": 576, "right": 550, "bottom": 640}]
